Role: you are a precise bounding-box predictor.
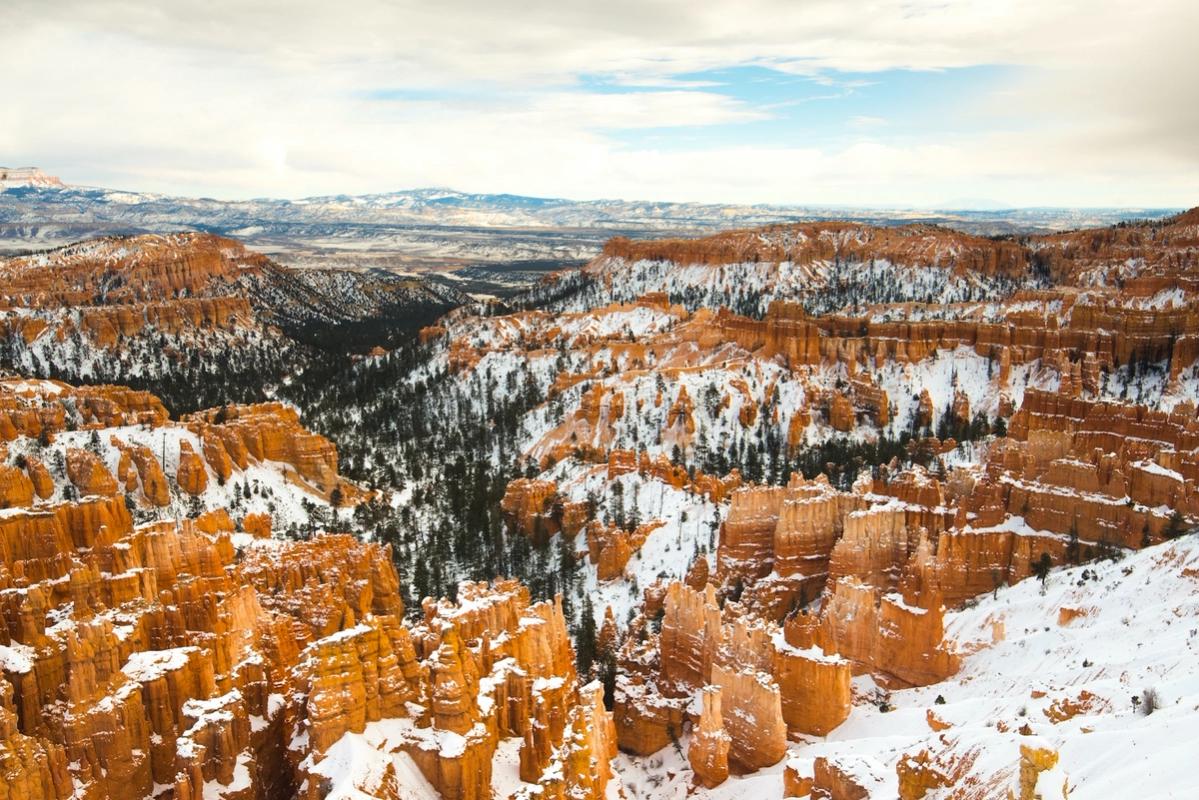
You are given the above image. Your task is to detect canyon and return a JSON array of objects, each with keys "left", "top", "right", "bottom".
[{"left": 0, "top": 207, "right": 1195, "bottom": 798}]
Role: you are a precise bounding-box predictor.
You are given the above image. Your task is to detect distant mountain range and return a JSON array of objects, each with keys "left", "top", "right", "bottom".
[{"left": 0, "top": 169, "right": 1183, "bottom": 291}]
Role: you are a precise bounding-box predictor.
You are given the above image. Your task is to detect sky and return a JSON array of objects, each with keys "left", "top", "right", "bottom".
[{"left": 1, "top": 0, "right": 1195, "bottom": 207}]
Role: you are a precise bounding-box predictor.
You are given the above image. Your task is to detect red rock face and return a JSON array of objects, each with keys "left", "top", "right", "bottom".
[
  {"left": 0, "top": 464, "right": 34, "bottom": 508},
  {"left": 616, "top": 580, "right": 849, "bottom": 782},
  {"left": 811, "top": 756, "right": 872, "bottom": 800},
  {"left": 241, "top": 512, "right": 271, "bottom": 539},
  {"left": 0, "top": 379, "right": 168, "bottom": 442},
  {"left": 111, "top": 438, "right": 171, "bottom": 506},
  {"left": 500, "top": 478, "right": 567, "bottom": 544},
  {"left": 0, "top": 490, "right": 609, "bottom": 800},
  {"left": 184, "top": 404, "right": 343, "bottom": 496},
  {"left": 819, "top": 579, "right": 959, "bottom": 687},
  {"left": 717, "top": 475, "right": 865, "bottom": 618},
  {"left": 175, "top": 440, "right": 209, "bottom": 496},
  {"left": 597, "top": 209, "right": 1199, "bottom": 291},
  {"left": 688, "top": 686, "right": 730, "bottom": 787},
  {"left": 599, "top": 222, "right": 1031, "bottom": 278},
  {"left": 712, "top": 662, "right": 787, "bottom": 773},
  {"left": 65, "top": 448, "right": 118, "bottom": 497},
  {"left": 0, "top": 233, "right": 267, "bottom": 308},
  {"left": 586, "top": 520, "right": 661, "bottom": 581},
  {"left": 0, "top": 234, "right": 269, "bottom": 353}
]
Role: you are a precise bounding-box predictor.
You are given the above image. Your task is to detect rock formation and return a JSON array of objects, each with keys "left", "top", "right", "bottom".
[
  {"left": 0, "top": 460, "right": 609, "bottom": 800},
  {"left": 687, "top": 686, "right": 730, "bottom": 787}
]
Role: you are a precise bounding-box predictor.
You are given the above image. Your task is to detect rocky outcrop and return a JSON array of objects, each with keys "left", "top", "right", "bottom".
[
  {"left": 184, "top": 404, "right": 341, "bottom": 493},
  {"left": 241, "top": 512, "right": 271, "bottom": 539},
  {"left": 0, "top": 464, "right": 34, "bottom": 508},
  {"left": 24, "top": 457, "right": 54, "bottom": 500},
  {"left": 718, "top": 475, "right": 863, "bottom": 619},
  {"left": 819, "top": 579, "right": 959, "bottom": 687},
  {"left": 0, "top": 233, "right": 267, "bottom": 310},
  {"left": 829, "top": 393, "right": 856, "bottom": 432},
  {"left": 687, "top": 686, "right": 730, "bottom": 787},
  {"left": 711, "top": 662, "right": 787, "bottom": 772},
  {"left": 65, "top": 448, "right": 118, "bottom": 497},
  {"left": 111, "top": 438, "right": 171, "bottom": 506},
  {"left": 501, "top": 478, "right": 568, "bottom": 545},
  {"left": 1016, "top": 743, "right": 1067, "bottom": 800},
  {"left": 618, "top": 581, "right": 849, "bottom": 784},
  {"left": 0, "top": 380, "right": 168, "bottom": 434},
  {"left": 775, "top": 615, "right": 852, "bottom": 735},
  {"left": 175, "top": 441, "right": 209, "bottom": 496},
  {"left": 598, "top": 222, "right": 1030, "bottom": 278},
  {"left": 296, "top": 615, "right": 417, "bottom": 752},
  {"left": 586, "top": 520, "right": 661, "bottom": 581},
  {"left": 0, "top": 368, "right": 627, "bottom": 800},
  {"left": 0, "top": 677, "right": 74, "bottom": 800},
  {"left": 811, "top": 756, "right": 873, "bottom": 800},
  {"left": 607, "top": 449, "right": 742, "bottom": 503},
  {"left": 0, "top": 490, "right": 605, "bottom": 800}
]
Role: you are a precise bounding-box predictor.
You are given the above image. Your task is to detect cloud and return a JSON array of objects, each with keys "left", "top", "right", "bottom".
[{"left": 0, "top": 0, "right": 1194, "bottom": 206}]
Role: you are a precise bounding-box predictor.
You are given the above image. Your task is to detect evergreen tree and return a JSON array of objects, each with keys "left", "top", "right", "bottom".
[
  {"left": 1165, "top": 510, "right": 1186, "bottom": 539},
  {"left": 596, "top": 608, "right": 620, "bottom": 709},
  {"left": 1033, "top": 552, "right": 1052, "bottom": 590},
  {"left": 576, "top": 596, "right": 597, "bottom": 676}
]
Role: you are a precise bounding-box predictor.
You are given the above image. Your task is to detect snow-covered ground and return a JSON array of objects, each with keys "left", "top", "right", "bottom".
[
  {"left": 613, "top": 535, "right": 1199, "bottom": 798},
  {"left": 544, "top": 458, "right": 725, "bottom": 627}
]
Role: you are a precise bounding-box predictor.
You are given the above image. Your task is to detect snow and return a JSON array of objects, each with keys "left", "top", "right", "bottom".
[
  {"left": 770, "top": 630, "right": 846, "bottom": 664},
  {"left": 122, "top": 647, "right": 197, "bottom": 682},
  {"left": 614, "top": 535, "right": 1199, "bottom": 799},
  {"left": 544, "top": 459, "right": 723, "bottom": 628},
  {"left": 492, "top": 737, "right": 534, "bottom": 798},
  {"left": 314, "top": 623, "right": 372, "bottom": 646},
  {"left": 1132, "top": 460, "right": 1183, "bottom": 482},
  {"left": 201, "top": 752, "right": 253, "bottom": 799},
  {"left": 182, "top": 690, "right": 240, "bottom": 721},
  {"left": 0, "top": 642, "right": 35, "bottom": 674},
  {"left": 568, "top": 251, "right": 1025, "bottom": 319},
  {"left": 532, "top": 675, "right": 566, "bottom": 695},
  {"left": 309, "top": 717, "right": 487, "bottom": 800}
]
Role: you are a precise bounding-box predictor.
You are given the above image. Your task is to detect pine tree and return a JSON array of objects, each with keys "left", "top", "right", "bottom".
[
  {"left": 412, "top": 557, "right": 430, "bottom": 605},
  {"left": 596, "top": 607, "right": 620, "bottom": 709},
  {"left": 1034, "top": 552, "right": 1052, "bottom": 590},
  {"left": 576, "top": 596, "right": 597, "bottom": 676}
]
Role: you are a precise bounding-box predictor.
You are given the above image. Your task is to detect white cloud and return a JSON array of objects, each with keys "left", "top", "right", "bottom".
[{"left": 0, "top": 0, "right": 1194, "bottom": 206}]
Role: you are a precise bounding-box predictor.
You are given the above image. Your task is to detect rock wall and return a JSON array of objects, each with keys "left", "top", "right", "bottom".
[{"left": 598, "top": 222, "right": 1030, "bottom": 278}]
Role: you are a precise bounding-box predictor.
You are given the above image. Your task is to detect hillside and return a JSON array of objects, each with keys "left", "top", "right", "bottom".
[{"left": 0, "top": 233, "right": 467, "bottom": 412}]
